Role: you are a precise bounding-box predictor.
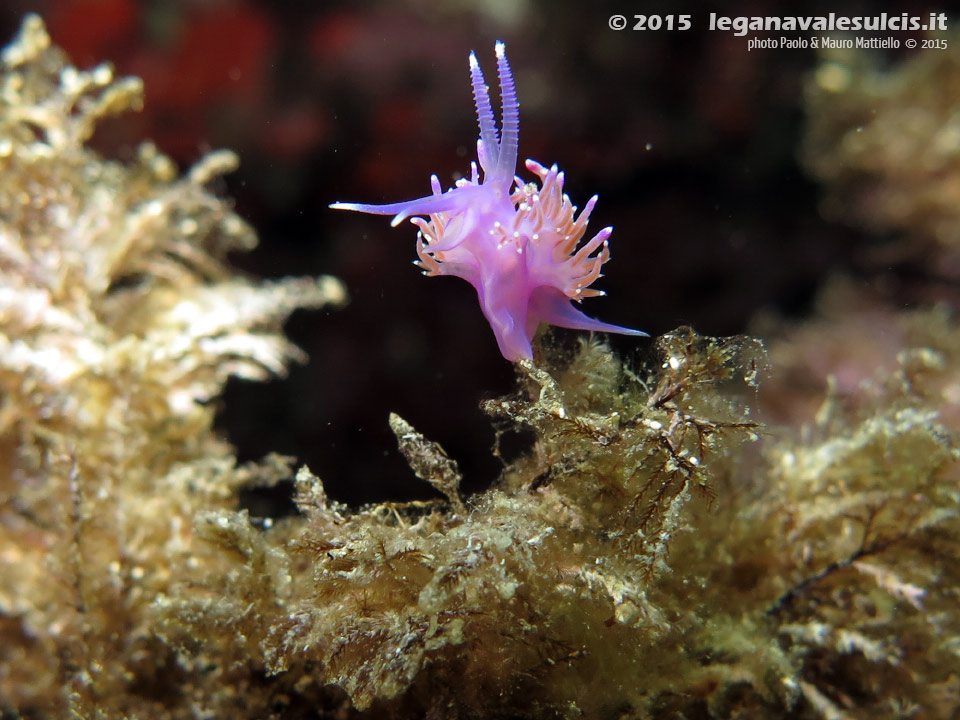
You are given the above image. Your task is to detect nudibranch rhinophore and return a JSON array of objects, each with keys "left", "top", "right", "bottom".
[{"left": 331, "top": 42, "right": 646, "bottom": 361}]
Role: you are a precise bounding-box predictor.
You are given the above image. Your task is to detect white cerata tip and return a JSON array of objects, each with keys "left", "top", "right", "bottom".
[
  {"left": 469, "top": 51, "right": 479, "bottom": 69},
  {"left": 495, "top": 41, "right": 506, "bottom": 58}
]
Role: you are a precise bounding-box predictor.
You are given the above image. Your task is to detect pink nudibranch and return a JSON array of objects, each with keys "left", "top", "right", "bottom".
[{"left": 330, "top": 42, "right": 646, "bottom": 361}]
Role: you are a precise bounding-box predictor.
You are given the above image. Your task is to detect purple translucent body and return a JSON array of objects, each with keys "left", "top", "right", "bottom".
[{"left": 331, "top": 42, "right": 646, "bottom": 361}]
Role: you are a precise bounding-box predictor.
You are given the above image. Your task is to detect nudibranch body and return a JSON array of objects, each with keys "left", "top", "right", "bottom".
[{"left": 331, "top": 42, "right": 646, "bottom": 361}]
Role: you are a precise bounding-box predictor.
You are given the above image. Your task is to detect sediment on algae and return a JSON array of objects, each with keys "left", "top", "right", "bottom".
[{"left": 2, "top": 14, "right": 960, "bottom": 720}]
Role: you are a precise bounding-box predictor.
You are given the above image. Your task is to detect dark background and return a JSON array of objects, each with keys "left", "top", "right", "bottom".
[{"left": 0, "top": 0, "right": 936, "bottom": 508}]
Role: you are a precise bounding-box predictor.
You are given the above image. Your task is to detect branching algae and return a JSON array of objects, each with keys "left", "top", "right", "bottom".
[
  {"left": 803, "top": 34, "right": 960, "bottom": 257},
  {"left": 1, "top": 16, "right": 959, "bottom": 720}
]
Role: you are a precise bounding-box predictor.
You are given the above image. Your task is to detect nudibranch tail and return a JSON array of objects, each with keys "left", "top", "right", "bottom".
[{"left": 329, "top": 42, "right": 646, "bottom": 362}]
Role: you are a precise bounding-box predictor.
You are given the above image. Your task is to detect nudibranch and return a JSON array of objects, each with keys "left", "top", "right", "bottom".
[{"left": 331, "top": 42, "right": 646, "bottom": 361}]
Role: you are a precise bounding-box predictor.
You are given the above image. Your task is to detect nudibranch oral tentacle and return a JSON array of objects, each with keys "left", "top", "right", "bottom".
[{"left": 330, "top": 42, "right": 647, "bottom": 362}]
